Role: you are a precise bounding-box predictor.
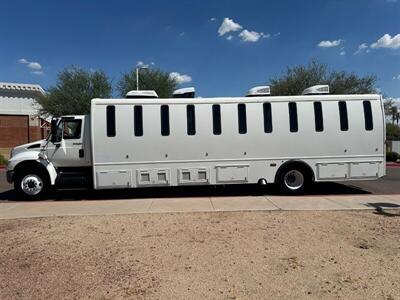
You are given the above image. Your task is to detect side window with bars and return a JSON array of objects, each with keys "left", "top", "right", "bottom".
[
  {"left": 288, "top": 102, "right": 298, "bottom": 132},
  {"left": 212, "top": 104, "right": 221, "bottom": 135},
  {"left": 161, "top": 105, "right": 170, "bottom": 136},
  {"left": 134, "top": 105, "right": 143, "bottom": 136},
  {"left": 313, "top": 102, "right": 323, "bottom": 132},
  {"left": 106, "top": 105, "right": 116, "bottom": 137},
  {"left": 263, "top": 103, "right": 272, "bottom": 133},
  {"left": 338, "top": 101, "right": 348, "bottom": 131},
  {"left": 363, "top": 101, "right": 373, "bottom": 131},
  {"left": 238, "top": 104, "right": 247, "bottom": 134},
  {"left": 187, "top": 105, "right": 196, "bottom": 135}
]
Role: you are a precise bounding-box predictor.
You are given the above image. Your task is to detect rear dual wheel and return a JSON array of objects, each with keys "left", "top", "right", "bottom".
[{"left": 277, "top": 166, "right": 310, "bottom": 195}]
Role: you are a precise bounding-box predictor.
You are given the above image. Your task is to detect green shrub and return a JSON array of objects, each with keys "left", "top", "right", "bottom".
[
  {"left": 0, "top": 154, "right": 7, "bottom": 165},
  {"left": 386, "top": 152, "right": 399, "bottom": 162}
]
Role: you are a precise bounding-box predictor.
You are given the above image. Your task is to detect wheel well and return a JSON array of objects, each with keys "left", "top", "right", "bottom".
[
  {"left": 275, "top": 160, "right": 315, "bottom": 183},
  {"left": 14, "top": 161, "right": 49, "bottom": 180}
]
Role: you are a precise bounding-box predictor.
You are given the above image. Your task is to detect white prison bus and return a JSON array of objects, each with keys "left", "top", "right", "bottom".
[{"left": 6, "top": 85, "right": 385, "bottom": 198}]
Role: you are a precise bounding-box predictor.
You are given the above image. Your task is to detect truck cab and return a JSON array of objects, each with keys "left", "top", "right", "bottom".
[{"left": 6, "top": 115, "right": 91, "bottom": 198}]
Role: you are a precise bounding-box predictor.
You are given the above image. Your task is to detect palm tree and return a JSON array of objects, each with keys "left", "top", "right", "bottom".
[{"left": 391, "top": 106, "right": 398, "bottom": 125}]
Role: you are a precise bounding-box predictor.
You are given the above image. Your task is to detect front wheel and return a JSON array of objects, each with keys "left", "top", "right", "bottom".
[
  {"left": 277, "top": 167, "right": 309, "bottom": 195},
  {"left": 14, "top": 170, "right": 50, "bottom": 200}
]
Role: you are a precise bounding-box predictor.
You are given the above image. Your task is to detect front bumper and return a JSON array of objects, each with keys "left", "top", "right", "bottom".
[{"left": 6, "top": 170, "right": 14, "bottom": 184}]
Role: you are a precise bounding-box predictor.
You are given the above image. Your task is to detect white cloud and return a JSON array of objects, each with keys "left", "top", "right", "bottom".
[
  {"left": 18, "top": 58, "right": 44, "bottom": 74},
  {"left": 169, "top": 72, "right": 192, "bottom": 84},
  {"left": 317, "top": 39, "right": 343, "bottom": 48},
  {"left": 340, "top": 51, "right": 346, "bottom": 56},
  {"left": 218, "top": 18, "right": 242, "bottom": 36},
  {"left": 210, "top": 17, "right": 217, "bottom": 21},
  {"left": 354, "top": 43, "right": 369, "bottom": 55},
  {"left": 217, "top": 17, "right": 270, "bottom": 43},
  {"left": 27, "top": 62, "right": 42, "bottom": 70},
  {"left": 393, "top": 75, "right": 400, "bottom": 80},
  {"left": 371, "top": 33, "right": 400, "bottom": 49},
  {"left": 274, "top": 32, "right": 281, "bottom": 37},
  {"left": 239, "top": 30, "right": 268, "bottom": 42},
  {"left": 18, "top": 58, "right": 28, "bottom": 64}
]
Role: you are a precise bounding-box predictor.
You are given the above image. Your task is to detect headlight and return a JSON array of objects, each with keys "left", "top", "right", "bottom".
[{"left": 9, "top": 149, "right": 14, "bottom": 159}]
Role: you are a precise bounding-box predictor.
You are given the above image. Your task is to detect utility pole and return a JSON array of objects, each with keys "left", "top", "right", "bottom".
[{"left": 136, "top": 66, "right": 149, "bottom": 90}]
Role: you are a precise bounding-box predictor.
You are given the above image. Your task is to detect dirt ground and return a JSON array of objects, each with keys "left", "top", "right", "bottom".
[{"left": 0, "top": 210, "right": 399, "bottom": 300}]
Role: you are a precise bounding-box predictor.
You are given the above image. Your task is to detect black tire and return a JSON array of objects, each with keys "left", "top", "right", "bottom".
[
  {"left": 277, "top": 166, "right": 309, "bottom": 195},
  {"left": 14, "top": 169, "right": 50, "bottom": 200}
]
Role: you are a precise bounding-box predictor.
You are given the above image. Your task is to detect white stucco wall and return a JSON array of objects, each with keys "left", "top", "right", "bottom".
[{"left": 0, "top": 82, "right": 44, "bottom": 116}]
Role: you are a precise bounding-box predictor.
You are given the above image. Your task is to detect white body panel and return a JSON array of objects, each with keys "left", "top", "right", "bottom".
[{"left": 90, "top": 94, "right": 385, "bottom": 190}]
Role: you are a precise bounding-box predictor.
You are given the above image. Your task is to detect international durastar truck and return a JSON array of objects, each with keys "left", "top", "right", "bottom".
[{"left": 6, "top": 86, "right": 385, "bottom": 199}]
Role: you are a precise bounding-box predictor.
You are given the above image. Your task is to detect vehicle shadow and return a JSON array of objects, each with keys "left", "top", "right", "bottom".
[
  {"left": 368, "top": 202, "right": 400, "bottom": 217},
  {"left": 0, "top": 182, "right": 369, "bottom": 202}
]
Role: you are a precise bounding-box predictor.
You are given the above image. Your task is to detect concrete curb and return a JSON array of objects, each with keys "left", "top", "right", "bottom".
[
  {"left": 0, "top": 194, "right": 399, "bottom": 220},
  {"left": 387, "top": 163, "right": 400, "bottom": 167}
]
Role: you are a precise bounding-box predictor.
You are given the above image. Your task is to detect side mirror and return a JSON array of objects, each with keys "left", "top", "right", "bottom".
[{"left": 50, "top": 119, "right": 62, "bottom": 144}]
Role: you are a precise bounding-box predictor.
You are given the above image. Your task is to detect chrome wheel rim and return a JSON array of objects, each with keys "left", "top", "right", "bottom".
[
  {"left": 284, "top": 170, "right": 304, "bottom": 190},
  {"left": 21, "top": 175, "right": 43, "bottom": 196}
]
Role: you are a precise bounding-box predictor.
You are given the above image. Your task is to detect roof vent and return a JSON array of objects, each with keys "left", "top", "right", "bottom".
[
  {"left": 172, "top": 87, "right": 195, "bottom": 98},
  {"left": 246, "top": 86, "right": 270, "bottom": 97},
  {"left": 302, "top": 85, "right": 329, "bottom": 95},
  {"left": 126, "top": 90, "right": 158, "bottom": 99}
]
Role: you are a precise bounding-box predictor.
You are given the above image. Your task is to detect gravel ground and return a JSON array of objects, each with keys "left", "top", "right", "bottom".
[{"left": 0, "top": 210, "right": 399, "bottom": 300}]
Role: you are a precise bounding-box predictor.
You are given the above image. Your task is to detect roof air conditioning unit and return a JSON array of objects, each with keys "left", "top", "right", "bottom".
[
  {"left": 126, "top": 90, "right": 158, "bottom": 99},
  {"left": 246, "top": 86, "right": 271, "bottom": 97},
  {"left": 302, "top": 85, "right": 330, "bottom": 95},
  {"left": 172, "top": 87, "right": 195, "bottom": 98}
]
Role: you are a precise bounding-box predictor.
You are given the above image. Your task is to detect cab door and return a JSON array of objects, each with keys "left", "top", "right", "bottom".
[{"left": 46, "top": 117, "right": 88, "bottom": 167}]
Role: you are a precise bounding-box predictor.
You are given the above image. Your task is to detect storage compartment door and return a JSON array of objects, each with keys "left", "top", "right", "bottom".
[
  {"left": 96, "top": 170, "right": 130, "bottom": 188},
  {"left": 216, "top": 165, "right": 249, "bottom": 183},
  {"left": 350, "top": 162, "right": 380, "bottom": 178},
  {"left": 317, "top": 163, "right": 348, "bottom": 180}
]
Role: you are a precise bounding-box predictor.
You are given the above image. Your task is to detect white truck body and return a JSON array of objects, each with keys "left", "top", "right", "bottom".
[{"left": 6, "top": 93, "right": 385, "bottom": 197}]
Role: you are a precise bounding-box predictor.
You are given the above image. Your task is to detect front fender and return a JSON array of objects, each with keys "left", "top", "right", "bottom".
[
  {"left": 7, "top": 151, "right": 58, "bottom": 185},
  {"left": 7, "top": 151, "right": 41, "bottom": 171}
]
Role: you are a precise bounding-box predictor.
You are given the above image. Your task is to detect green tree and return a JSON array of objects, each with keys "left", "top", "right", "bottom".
[
  {"left": 117, "top": 68, "right": 177, "bottom": 98},
  {"left": 384, "top": 98, "right": 395, "bottom": 117},
  {"left": 386, "top": 123, "right": 400, "bottom": 140},
  {"left": 391, "top": 106, "right": 399, "bottom": 125},
  {"left": 270, "top": 60, "right": 377, "bottom": 96},
  {"left": 37, "top": 67, "right": 112, "bottom": 116}
]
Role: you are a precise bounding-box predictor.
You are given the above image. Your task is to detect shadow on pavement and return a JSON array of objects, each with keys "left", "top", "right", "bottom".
[
  {"left": 368, "top": 202, "right": 400, "bottom": 217},
  {"left": 0, "top": 182, "right": 369, "bottom": 202}
]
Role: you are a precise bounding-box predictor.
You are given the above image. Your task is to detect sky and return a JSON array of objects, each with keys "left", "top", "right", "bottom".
[{"left": 1, "top": 0, "right": 400, "bottom": 98}]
